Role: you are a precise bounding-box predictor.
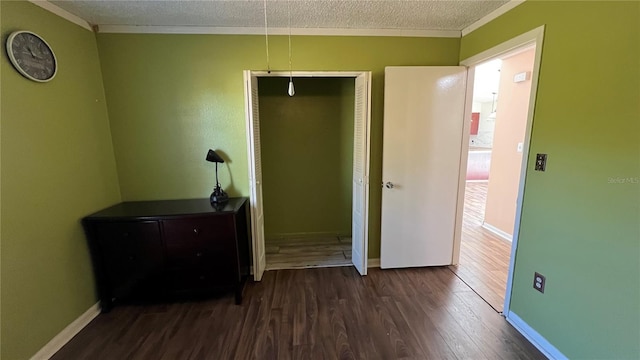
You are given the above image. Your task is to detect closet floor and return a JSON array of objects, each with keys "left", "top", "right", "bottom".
[{"left": 266, "top": 236, "right": 352, "bottom": 270}]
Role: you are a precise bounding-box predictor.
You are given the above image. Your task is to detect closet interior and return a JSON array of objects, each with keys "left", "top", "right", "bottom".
[{"left": 258, "top": 76, "right": 355, "bottom": 269}]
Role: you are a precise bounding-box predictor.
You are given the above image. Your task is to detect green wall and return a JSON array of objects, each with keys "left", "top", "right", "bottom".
[
  {"left": 0, "top": 2, "right": 121, "bottom": 359},
  {"left": 259, "top": 77, "right": 354, "bottom": 240},
  {"left": 95, "top": 34, "right": 461, "bottom": 258},
  {"left": 461, "top": 1, "right": 640, "bottom": 358},
  {"left": 6, "top": 2, "right": 635, "bottom": 358}
]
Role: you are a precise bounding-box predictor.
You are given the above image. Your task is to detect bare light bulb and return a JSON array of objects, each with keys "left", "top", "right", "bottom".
[{"left": 288, "top": 80, "right": 295, "bottom": 97}]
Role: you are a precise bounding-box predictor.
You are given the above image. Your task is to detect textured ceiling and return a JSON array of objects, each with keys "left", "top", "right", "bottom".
[{"left": 49, "top": 0, "right": 510, "bottom": 32}]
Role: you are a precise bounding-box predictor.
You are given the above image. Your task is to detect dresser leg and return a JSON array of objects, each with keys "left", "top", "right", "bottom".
[
  {"left": 100, "top": 298, "right": 113, "bottom": 313},
  {"left": 235, "top": 276, "right": 248, "bottom": 305},
  {"left": 235, "top": 289, "right": 242, "bottom": 305}
]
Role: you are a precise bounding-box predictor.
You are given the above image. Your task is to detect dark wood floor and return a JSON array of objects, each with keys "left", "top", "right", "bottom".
[
  {"left": 53, "top": 267, "right": 543, "bottom": 360},
  {"left": 449, "top": 182, "right": 512, "bottom": 312}
]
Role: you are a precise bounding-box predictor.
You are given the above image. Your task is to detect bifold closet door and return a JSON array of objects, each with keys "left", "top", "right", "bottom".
[{"left": 244, "top": 71, "right": 266, "bottom": 281}]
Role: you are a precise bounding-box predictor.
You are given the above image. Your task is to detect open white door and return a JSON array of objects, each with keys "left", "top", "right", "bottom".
[
  {"left": 380, "top": 66, "right": 467, "bottom": 269},
  {"left": 351, "top": 72, "right": 371, "bottom": 275},
  {"left": 244, "top": 71, "right": 266, "bottom": 281}
]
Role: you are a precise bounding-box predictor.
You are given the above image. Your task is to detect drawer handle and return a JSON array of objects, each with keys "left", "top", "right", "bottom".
[
  {"left": 196, "top": 252, "right": 203, "bottom": 257},
  {"left": 193, "top": 228, "right": 199, "bottom": 235}
]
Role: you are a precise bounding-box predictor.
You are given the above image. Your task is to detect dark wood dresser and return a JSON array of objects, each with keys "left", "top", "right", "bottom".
[{"left": 82, "top": 197, "right": 251, "bottom": 312}]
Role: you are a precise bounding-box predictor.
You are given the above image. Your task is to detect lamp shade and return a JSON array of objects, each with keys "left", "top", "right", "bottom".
[{"left": 206, "top": 149, "right": 224, "bottom": 163}]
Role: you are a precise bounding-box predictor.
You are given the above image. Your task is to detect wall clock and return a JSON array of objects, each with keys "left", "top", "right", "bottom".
[{"left": 6, "top": 31, "right": 57, "bottom": 82}]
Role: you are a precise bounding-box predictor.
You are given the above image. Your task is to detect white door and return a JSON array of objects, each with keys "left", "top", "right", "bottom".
[
  {"left": 244, "top": 71, "right": 266, "bottom": 281},
  {"left": 380, "top": 66, "right": 467, "bottom": 269},
  {"left": 352, "top": 72, "right": 372, "bottom": 275}
]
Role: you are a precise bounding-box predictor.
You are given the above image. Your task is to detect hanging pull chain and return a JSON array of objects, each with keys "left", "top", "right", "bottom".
[
  {"left": 263, "top": 0, "right": 270, "bottom": 73},
  {"left": 287, "top": 0, "right": 295, "bottom": 96}
]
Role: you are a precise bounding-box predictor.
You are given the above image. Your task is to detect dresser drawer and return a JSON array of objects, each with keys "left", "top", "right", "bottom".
[
  {"left": 92, "top": 221, "right": 163, "bottom": 299},
  {"left": 162, "top": 216, "right": 236, "bottom": 267}
]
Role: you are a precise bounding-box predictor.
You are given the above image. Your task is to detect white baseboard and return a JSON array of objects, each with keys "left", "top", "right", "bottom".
[
  {"left": 368, "top": 258, "right": 380, "bottom": 268},
  {"left": 482, "top": 222, "right": 513, "bottom": 242},
  {"left": 506, "top": 311, "right": 567, "bottom": 360},
  {"left": 30, "top": 302, "right": 100, "bottom": 360},
  {"left": 266, "top": 231, "right": 350, "bottom": 241}
]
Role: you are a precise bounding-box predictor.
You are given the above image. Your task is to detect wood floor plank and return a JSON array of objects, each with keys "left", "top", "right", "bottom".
[
  {"left": 52, "top": 267, "right": 543, "bottom": 360},
  {"left": 449, "top": 181, "right": 511, "bottom": 312},
  {"left": 265, "top": 237, "right": 352, "bottom": 270},
  {"left": 454, "top": 290, "right": 546, "bottom": 360},
  {"left": 394, "top": 297, "right": 459, "bottom": 359}
]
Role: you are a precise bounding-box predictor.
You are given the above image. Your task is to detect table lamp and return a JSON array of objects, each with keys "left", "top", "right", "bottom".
[{"left": 206, "top": 149, "right": 228, "bottom": 205}]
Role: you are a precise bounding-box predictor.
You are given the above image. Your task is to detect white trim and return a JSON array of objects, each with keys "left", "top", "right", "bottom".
[
  {"left": 451, "top": 66, "right": 475, "bottom": 266},
  {"left": 250, "top": 71, "right": 365, "bottom": 78},
  {"left": 461, "top": 0, "right": 526, "bottom": 37},
  {"left": 506, "top": 311, "right": 568, "bottom": 360},
  {"left": 501, "top": 26, "right": 544, "bottom": 315},
  {"left": 30, "top": 303, "right": 100, "bottom": 360},
  {"left": 28, "top": 1, "right": 93, "bottom": 31},
  {"left": 456, "top": 25, "right": 545, "bottom": 316},
  {"left": 482, "top": 222, "right": 513, "bottom": 242},
  {"left": 244, "top": 70, "right": 371, "bottom": 278},
  {"left": 367, "top": 258, "right": 380, "bottom": 268},
  {"left": 460, "top": 26, "right": 544, "bottom": 66},
  {"left": 96, "top": 25, "right": 460, "bottom": 38}
]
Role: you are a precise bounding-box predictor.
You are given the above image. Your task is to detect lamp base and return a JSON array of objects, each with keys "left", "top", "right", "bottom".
[{"left": 210, "top": 185, "right": 228, "bottom": 206}]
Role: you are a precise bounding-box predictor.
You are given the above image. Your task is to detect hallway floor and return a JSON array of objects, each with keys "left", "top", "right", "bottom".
[{"left": 449, "top": 182, "right": 512, "bottom": 312}]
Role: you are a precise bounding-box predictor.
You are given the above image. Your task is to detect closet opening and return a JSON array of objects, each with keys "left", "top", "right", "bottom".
[
  {"left": 261, "top": 76, "right": 354, "bottom": 270},
  {"left": 244, "top": 71, "right": 371, "bottom": 280}
]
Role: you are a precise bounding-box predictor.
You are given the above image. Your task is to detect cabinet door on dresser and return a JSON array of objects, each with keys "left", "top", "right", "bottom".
[
  {"left": 162, "top": 216, "right": 237, "bottom": 293},
  {"left": 92, "top": 221, "right": 163, "bottom": 300}
]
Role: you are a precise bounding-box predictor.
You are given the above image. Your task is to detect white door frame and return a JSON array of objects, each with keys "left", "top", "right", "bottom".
[
  {"left": 244, "top": 70, "right": 372, "bottom": 277},
  {"left": 453, "top": 26, "right": 545, "bottom": 315}
]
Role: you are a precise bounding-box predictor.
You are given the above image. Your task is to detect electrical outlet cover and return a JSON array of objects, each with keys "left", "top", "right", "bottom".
[
  {"left": 535, "top": 153, "right": 547, "bottom": 171},
  {"left": 534, "top": 272, "right": 546, "bottom": 293}
]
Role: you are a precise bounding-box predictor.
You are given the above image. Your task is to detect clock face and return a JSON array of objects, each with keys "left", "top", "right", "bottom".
[{"left": 6, "top": 31, "right": 57, "bottom": 82}]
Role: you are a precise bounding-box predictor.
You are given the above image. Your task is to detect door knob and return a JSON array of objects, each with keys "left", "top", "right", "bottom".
[{"left": 385, "top": 182, "right": 394, "bottom": 189}]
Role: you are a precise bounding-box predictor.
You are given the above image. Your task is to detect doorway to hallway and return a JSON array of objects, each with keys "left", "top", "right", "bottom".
[{"left": 450, "top": 45, "right": 537, "bottom": 312}]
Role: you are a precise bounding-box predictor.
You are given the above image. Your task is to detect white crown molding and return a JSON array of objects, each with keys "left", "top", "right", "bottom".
[
  {"left": 461, "top": 0, "right": 526, "bottom": 37},
  {"left": 96, "top": 25, "right": 460, "bottom": 38},
  {"left": 29, "top": 303, "right": 100, "bottom": 360},
  {"left": 28, "top": 1, "right": 93, "bottom": 31},
  {"left": 460, "top": 25, "right": 543, "bottom": 66}
]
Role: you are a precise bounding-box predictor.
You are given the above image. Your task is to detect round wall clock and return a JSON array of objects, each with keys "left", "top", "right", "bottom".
[{"left": 6, "top": 31, "right": 57, "bottom": 82}]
